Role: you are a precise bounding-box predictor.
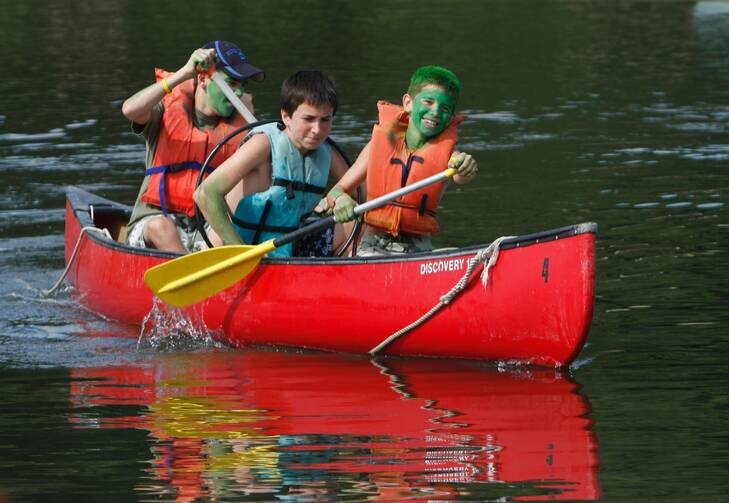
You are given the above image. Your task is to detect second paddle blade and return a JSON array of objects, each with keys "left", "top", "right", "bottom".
[{"left": 144, "top": 245, "right": 263, "bottom": 307}]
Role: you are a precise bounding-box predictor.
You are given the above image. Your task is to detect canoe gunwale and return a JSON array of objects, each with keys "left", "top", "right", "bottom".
[{"left": 66, "top": 185, "right": 597, "bottom": 264}]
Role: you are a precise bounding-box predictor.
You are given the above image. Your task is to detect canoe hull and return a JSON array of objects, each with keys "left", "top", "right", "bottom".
[{"left": 64, "top": 187, "right": 596, "bottom": 366}]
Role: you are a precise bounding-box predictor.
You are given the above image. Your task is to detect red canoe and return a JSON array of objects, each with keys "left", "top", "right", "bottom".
[{"left": 64, "top": 186, "right": 596, "bottom": 366}]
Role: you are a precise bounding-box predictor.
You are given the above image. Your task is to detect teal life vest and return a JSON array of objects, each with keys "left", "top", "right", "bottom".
[{"left": 232, "top": 123, "right": 332, "bottom": 257}]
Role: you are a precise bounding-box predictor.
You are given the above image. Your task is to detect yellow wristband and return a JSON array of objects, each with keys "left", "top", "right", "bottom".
[{"left": 161, "top": 78, "right": 172, "bottom": 94}]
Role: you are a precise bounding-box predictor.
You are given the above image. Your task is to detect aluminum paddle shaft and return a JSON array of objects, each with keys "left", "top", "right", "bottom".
[
  {"left": 274, "top": 167, "right": 457, "bottom": 248},
  {"left": 210, "top": 72, "right": 256, "bottom": 123}
]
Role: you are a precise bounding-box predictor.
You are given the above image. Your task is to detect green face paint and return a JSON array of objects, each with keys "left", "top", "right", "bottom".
[
  {"left": 408, "top": 85, "right": 456, "bottom": 142},
  {"left": 207, "top": 73, "right": 245, "bottom": 118}
]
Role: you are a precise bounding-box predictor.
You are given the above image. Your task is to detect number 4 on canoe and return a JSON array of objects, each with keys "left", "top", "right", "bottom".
[{"left": 144, "top": 168, "right": 458, "bottom": 307}]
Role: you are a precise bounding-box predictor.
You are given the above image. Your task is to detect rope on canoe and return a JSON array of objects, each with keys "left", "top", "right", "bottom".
[
  {"left": 369, "top": 235, "right": 513, "bottom": 356},
  {"left": 41, "top": 226, "right": 111, "bottom": 297}
]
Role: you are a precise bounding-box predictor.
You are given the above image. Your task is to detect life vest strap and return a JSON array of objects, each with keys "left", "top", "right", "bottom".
[
  {"left": 252, "top": 200, "right": 273, "bottom": 245},
  {"left": 419, "top": 194, "right": 429, "bottom": 216},
  {"left": 144, "top": 161, "right": 216, "bottom": 216},
  {"left": 389, "top": 200, "right": 437, "bottom": 217},
  {"left": 272, "top": 178, "right": 326, "bottom": 200},
  {"left": 389, "top": 155, "right": 425, "bottom": 188},
  {"left": 231, "top": 212, "right": 299, "bottom": 240}
]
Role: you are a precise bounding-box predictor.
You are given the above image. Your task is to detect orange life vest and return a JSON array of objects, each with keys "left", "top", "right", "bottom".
[
  {"left": 140, "top": 69, "right": 247, "bottom": 217},
  {"left": 364, "top": 101, "right": 464, "bottom": 235}
]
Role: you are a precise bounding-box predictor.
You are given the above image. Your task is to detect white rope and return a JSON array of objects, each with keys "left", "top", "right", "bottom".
[
  {"left": 41, "top": 226, "right": 111, "bottom": 297},
  {"left": 369, "top": 236, "right": 513, "bottom": 356}
]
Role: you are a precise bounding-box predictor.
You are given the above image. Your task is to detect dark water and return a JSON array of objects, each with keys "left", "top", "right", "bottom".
[{"left": 1, "top": 0, "right": 728, "bottom": 501}]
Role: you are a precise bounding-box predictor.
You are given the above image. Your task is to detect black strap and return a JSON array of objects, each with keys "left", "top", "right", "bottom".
[
  {"left": 272, "top": 178, "right": 326, "bottom": 200},
  {"left": 231, "top": 212, "right": 299, "bottom": 237},
  {"left": 166, "top": 162, "right": 200, "bottom": 174},
  {"left": 390, "top": 155, "right": 425, "bottom": 187},
  {"left": 389, "top": 200, "right": 437, "bottom": 217},
  {"left": 252, "top": 200, "right": 273, "bottom": 245},
  {"left": 418, "top": 194, "right": 429, "bottom": 216}
]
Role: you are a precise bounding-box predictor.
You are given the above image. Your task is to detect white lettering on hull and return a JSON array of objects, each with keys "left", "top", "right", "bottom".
[{"left": 420, "top": 258, "right": 467, "bottom": 275}]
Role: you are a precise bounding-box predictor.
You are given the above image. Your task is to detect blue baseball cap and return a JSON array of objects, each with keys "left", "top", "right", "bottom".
[{"left": 202, "top": 40, "right": 265, "bottom": 82}]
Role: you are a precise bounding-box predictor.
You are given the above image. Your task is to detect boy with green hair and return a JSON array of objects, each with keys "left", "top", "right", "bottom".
[{"left": 321, "top": 65, "right": 478, "bottom": 256}]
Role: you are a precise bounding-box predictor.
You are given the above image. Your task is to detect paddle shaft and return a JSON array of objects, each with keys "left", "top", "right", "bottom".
[
  {"left": 211, "top": 72, "right": 257, "bottom": 123},
  {"left": 273, "top": 168, "right": 457, "bottom": 249}
]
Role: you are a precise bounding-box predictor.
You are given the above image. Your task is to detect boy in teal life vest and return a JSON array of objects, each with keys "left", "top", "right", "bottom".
[
  {"left": 123, "top": 41, "right": 264, "bottom": 253},
  {"left": 321, "top": 65, "right": 478, "bottom": 256},
  {"left": 194, "top": 70, "right": 352, "bottom": 257}
]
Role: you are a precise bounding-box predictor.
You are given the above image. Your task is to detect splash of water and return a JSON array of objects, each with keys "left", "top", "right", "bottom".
[{"left": 138, "top": 297, "right": 225, "bottom": 352}]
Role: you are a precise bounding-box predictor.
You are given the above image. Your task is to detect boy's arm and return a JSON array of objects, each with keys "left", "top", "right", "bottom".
[
  {"left": 329, "top": 141, "right": 371, "bottom": 198},
  {"left": 326, "top": 141, "right": 372, "bottom": 222},
  {"left": 193, "top": 133, "right": 271, "bottom": 246},
  {"left": 450, "top": 151, "right": 478, "bottom": 185},
  {"left": 328, "top": 147, "right": 351, "bottom": 185},
  {"left": 122, "top": 48, "right": 216, "bottom": 125}
]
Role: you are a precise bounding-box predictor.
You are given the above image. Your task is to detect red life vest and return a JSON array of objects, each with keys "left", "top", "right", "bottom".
[
  {"left": 140, "top": 69, "right": 248, "bottom": 217},
  {"left": 364, "top": 101, "right": 464, "bottom": 235}
]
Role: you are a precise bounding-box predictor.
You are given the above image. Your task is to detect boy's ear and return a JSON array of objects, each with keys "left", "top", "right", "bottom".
[
  {"left": 280, "top": 109, "right": 291, "bottom": 124},
  {"left": 402, "top": 93, "right": 414, "bottom": 113}
]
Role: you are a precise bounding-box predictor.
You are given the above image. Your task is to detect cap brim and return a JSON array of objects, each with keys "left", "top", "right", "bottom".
[{"left": 221, "top": 63, "right": 265, "bottom": 82}]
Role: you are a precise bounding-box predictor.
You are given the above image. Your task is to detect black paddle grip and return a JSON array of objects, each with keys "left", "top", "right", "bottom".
[{"left": 273, "top": 215, "right": 337, "bottom": 248}]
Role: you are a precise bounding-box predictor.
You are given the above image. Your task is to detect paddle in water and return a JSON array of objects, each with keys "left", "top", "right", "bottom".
[{"left": 145, "top": 167, "right": 458, "bottom": 307}]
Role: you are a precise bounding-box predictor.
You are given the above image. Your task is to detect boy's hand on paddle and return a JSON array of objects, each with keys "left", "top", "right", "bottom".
[
  {"left": 333, "top": 193, "right": 356, "bottom": 222},
  {"left": 449, "top": 151, "right": 478, "bottom": 178},
  {"left": 181, "top": 48, "right": 218, "bottom": 79},
  {"left": 313, "top": 197, "right": 331, "bottom": 215}
]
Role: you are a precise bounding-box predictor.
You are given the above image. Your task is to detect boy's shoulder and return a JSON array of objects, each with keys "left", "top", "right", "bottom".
[{"left": 376, "top": 101, "right": 407, "bottom": 126}]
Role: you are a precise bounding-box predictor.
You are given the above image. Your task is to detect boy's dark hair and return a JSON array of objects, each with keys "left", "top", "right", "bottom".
[
  {"left": 281, "top": 70, "right": 338, "bottom": 116},
  {"left": 407, "top": 65, "right": 461, "bottom": 102}
]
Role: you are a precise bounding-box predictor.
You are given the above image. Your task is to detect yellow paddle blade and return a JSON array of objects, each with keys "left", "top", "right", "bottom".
[{"left": 144, "top": 241, "right": 276, "bottom": 307}]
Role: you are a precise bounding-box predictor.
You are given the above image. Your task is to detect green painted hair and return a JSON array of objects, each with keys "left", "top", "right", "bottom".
[{"left": 407, "top": 65, "right": 461, "bottom": 101}]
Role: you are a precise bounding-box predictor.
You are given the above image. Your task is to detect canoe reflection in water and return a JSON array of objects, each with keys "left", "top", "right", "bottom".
[{"left": 69, "top": 350, "right": 601, "bottom": 501}]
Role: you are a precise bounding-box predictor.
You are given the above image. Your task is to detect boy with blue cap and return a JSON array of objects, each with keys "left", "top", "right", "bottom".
[{"left": 123, "top": 41, "right": 264, "bottom": 253}]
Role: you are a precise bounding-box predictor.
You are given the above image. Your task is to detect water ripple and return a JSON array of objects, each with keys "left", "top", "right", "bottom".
[
  {"left": 0, "top": 131, "right": 67, "bottom": 142},
  {"left": 465, "top": 111, "right": 521, "bottom": 123},
  {"left": 65, "top": 119, "right": 97, "bottom": 130}
]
